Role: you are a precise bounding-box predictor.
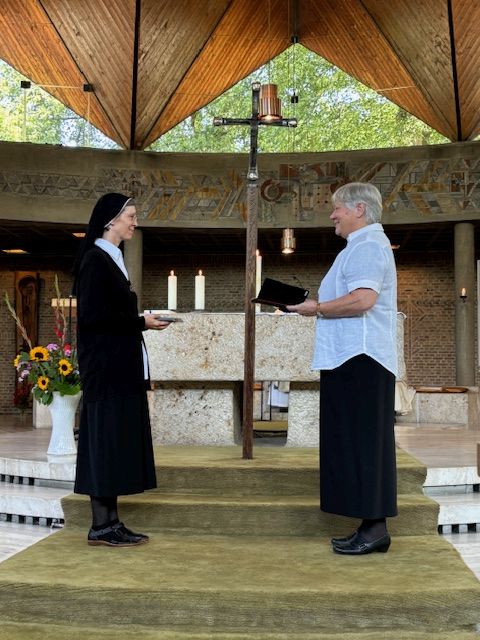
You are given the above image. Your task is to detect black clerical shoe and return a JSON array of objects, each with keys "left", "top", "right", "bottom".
[
  {"left": 87, "top": 524, "right": 145, "bottom": 547},
  {"left": 332, "top": 533, "right": 391, "bottom": 555},
  {"left": 114, "top": 522, "right": 149, "bottom": 543},
  {"left": 331, "top": 531, "right": 358, "bottom": 548}
]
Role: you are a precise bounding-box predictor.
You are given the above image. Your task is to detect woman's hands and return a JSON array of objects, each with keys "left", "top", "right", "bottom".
[
  {"left": 144, "top": 314, "right": 171, "bottom": 330},
  {"left": 286, "top": 299, "right": 318, "bottom": 316}
]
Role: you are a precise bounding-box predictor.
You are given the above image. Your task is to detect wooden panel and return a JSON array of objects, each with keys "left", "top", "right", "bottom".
[
  {"left": 136, "top": 0, "right": 230, "bottom": 149},
  {"left": 361, "top": 0, "right": 456, "bottom": 138},
  {"left": 41, "top": 0, "right": 135, "bottom": 147},
  {"left": 146, "top": 0, "right": 291, "bottom": 147},
  {"left": 299, "top": 0, "right": 456, "bottom": 140},
  {"left": 0, "top": 0, "right": 121, "bottom": 144},
  {"left": 453, "top": 0, "right": 480, "bottom": 139}
]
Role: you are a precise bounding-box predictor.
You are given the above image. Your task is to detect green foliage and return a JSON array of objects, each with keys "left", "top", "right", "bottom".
[
  {"left": 0, "top": 47, "right": 450, "bottom": 152},
  {"left": 149, "top": 46, "right": 448, "bottom": 153},
  {"left": 0, "top": 60, "right": 118, "bottom": 148}
]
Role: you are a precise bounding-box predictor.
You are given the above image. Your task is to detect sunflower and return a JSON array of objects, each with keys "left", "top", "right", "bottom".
[
  {"left": 13, "top": 355, "right": 20, "bottom": 368},
  {"left": 30, "top": 346, "right": 49, "bottom": 362},
  {"left": 37, "top": 376, "right": 49, "bottom": 391},
  {"left": 58, "top": 358, "right": 73, "bottom": 376}
]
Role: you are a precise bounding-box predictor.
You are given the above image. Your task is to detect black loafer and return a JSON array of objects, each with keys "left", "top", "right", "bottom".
[
  {"left": 87, "top": 524, "right": 145, "bottom": 547},
  {"left": 114, "top": 522, "right": 149, "bottom": 543},
  {"left": 332, "top": 533, "right": 391, "bottom": 555},
  {"left": 331, "top": 531, "right": 358, "bottom": 547}
]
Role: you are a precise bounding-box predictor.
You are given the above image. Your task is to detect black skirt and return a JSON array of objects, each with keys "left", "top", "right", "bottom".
[
  {"left": 319, "top": 354, "right": 397, "bottom": 519},
  {"left": 74, "top": 391, "right": 157, "bottom": 497}
]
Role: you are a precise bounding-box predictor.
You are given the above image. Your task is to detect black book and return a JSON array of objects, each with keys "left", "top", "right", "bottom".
[{"left": 252, "top": 277, "right": 309, "bottom": 312}]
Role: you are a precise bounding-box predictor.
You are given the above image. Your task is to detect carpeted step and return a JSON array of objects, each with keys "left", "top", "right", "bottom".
[
  {"left": 0, "top": 531, "right": 478, "bottom": 635},
  {"left": 62, "top": 491, "right": 438, "bottom": 537},
  {"left": 3, "top": 622, "right": 480, "bottom": 640},
  {"left": 150, "top": 446, "right": 427, "bottom": 496}
]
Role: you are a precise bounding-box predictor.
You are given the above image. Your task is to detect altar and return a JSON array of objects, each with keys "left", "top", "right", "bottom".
[{"left": 144, "top": 313, "right": 320, "bottom": 447}]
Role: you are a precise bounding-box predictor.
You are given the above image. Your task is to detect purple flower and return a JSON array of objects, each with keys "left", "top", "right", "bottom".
[{"left": 46, "top": 343, "right": 59, "bottom": 352}]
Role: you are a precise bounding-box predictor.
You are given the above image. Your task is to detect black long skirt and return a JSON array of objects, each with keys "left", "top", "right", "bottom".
[
  {"left": 74, "top": 392, "right": 157, "bottom": 497},
  {"left": 319, "top": 354, "right": 397, "bottom": 519}
]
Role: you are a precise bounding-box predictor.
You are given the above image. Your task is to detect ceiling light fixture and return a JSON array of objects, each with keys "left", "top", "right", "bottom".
[
  {"left": 72, "top": 232, "right": 86, "bottom": 238},
  {"left": 281, "top": 228, "right": 296, "bottom": 254},
  {"left": 259, "top": 83, "right": 282, "bottom": 122},
  {"left": 2, "top": 248, "right": 29, "bottom": 254}
]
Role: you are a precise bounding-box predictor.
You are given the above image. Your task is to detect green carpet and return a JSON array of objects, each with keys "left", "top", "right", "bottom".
[{"left": 0, "top": 445, "right": 479, "bottom": 638}]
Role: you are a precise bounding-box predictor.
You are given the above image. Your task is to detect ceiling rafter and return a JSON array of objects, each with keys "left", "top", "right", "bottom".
[{"left": 0, "top": 0, "right": 479, "bottom": 149}]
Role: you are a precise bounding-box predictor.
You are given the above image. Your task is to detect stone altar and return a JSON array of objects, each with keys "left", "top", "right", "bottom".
[{"left": 144, "top": 312, "right": 319, "bottom": 446}]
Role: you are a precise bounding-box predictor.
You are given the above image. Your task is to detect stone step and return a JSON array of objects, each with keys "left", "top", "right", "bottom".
[
  {"left": 0, "top": 482, "right": 70, "bottom": 521},
  {"left": 430, "top": 491, "right": 480, "bottom": 530},
  {"left": 0, "top": 531, "right": 478, "bottom": 634},
  {"left": 63, "top": 491, "right": 438, "bottom": 537}
]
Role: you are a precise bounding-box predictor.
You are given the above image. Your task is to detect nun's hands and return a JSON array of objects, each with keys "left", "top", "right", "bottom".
[{"left": 144, "top": 314, "right": 171, "bottom": 330}]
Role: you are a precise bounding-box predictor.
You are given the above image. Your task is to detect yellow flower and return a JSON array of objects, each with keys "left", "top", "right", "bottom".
[
  {"left": 37, "top": 376, "right": 49, "bottom": 391},
  {"left": 13, "top": 355, "right": 20, "bottom": 368},
  {"left": 58, "top": 359, "right": 73, "bottom": 376},
  {"left": 30, "top": 346, "right": 49, "bottom": 362}
]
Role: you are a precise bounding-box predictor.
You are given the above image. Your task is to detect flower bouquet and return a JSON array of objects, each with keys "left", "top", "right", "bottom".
[{"left": 5, "top": 279, "right": 81, "bottom": 406}]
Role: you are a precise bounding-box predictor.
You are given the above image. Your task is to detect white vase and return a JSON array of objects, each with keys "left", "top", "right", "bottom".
[{"left": 47, "top": 391, "right": 82, "bottom": 457}]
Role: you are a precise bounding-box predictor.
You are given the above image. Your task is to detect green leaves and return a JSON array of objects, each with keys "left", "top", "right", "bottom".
[{"left": 149, "top": 45, "right": 448, "bottom": 153}]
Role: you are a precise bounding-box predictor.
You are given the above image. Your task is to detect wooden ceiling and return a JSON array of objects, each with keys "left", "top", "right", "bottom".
[{"left": 0, "top": 0, "right": 479, "bottom": 150}]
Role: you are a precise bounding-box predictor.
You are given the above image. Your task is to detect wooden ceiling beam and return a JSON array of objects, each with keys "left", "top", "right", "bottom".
[
  {"left": 137, "top": 0, "right": 232, "bottom": 149},
  {"left": 146, "top": 0, "right": 291, "bottom": 147}
]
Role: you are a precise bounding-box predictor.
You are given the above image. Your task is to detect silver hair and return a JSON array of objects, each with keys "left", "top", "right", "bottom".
[{"left": 332, "top": 182, "right": 383, "bottom": 224}]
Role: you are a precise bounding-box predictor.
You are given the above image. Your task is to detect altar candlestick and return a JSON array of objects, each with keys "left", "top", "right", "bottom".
[
  {"left": 168, "top": 270, "right": 177, "bottom": 310},
  {"left": 195, "top": 269, "right": 205, "bottom": 310}
]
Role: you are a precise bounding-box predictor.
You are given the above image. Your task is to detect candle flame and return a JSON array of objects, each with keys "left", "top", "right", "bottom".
[
  {"left": 256, "top": 249, "right": 260, "bottom": 257},
  {"left": 170, "top": 270, "right": 175, "bottom": 276},
  {"left": 198, "top": 269, "right": 203, "bottom": 276}
]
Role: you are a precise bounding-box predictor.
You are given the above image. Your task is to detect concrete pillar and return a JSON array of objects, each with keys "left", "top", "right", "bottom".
[
  {"left": 454, "top": 223, "right": 475, "bottom": 386},
  {"left": 124, "top": 228, "right": 143, "bottom": 310}
]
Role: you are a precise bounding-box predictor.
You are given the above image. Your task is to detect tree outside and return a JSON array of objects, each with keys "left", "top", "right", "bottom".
[{"left": 1, "top": 46, "right": 449, "bottom": 153}]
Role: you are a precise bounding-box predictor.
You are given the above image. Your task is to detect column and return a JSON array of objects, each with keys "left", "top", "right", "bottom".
[
  {"left": 124, "top": 228, "right": 143, "bottom": 310},
  {"left": 454, "top": 223, "right": 475, "bottom": 386}
]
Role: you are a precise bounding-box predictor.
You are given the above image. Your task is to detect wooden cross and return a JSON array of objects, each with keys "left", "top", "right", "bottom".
[{"left": 214, "top": 82, "right": 297, "bottom": 459}]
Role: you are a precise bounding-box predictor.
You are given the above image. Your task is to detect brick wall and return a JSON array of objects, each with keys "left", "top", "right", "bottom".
[{"left": 0, "top": 251, "right": 471, "bottom": 413}]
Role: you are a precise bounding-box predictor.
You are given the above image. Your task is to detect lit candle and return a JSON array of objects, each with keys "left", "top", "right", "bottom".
[
  {"left": 195, "top": 269, "right": 205, "bottom": 310},
  {"left": 167, "top": 270, "right": 177, "bottom": 310},
  {"left": 255, "top": 250, "right": 262, "bottom": 313},
  {"left": 461, "top": 287, "right": 467, "bottom": 298},
  {"left": 255, "top": 250, "right": 262, "bottom": 297}
]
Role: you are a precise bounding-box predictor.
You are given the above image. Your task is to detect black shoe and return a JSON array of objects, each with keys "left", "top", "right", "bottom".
[
  {"left": 114, "top": 522, "right": 149, "bottom": 543},
  {"left": 331, "top": 531, "right": 358, "bottom": 547},
  {"left": 87, "top": 524, "right": 145, "bottom": 547},
  {"left": 332, "top": 533, "right": 391, "bottom": 555}
]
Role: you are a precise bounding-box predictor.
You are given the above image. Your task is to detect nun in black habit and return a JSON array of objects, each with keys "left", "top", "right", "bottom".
[{"left": 73, "top": 193, "right": 170, "bottom": 547}]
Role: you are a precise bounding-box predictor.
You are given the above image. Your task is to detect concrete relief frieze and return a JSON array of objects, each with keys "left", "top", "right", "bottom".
[{"left": 1, "top": 150, "right": 479, "bottom": 225}]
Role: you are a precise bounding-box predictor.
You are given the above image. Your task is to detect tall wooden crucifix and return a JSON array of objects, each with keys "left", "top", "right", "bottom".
[{"left": 214, "top": 82, "right": 297, "bottom": 459}]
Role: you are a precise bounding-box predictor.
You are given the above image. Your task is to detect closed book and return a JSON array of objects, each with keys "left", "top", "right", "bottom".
[{"left": 252, "top": 277, "right": 309, "bottom": 312}]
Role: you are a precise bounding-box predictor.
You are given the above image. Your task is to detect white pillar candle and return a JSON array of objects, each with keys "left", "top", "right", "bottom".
[
  {"left": 255, "top": 250, "right": 262, "bottom": 296},
  {"left": 195, "top": 269, "right": 205, "bottom": 310},
  {"left": 167, "top": 270, "right": 177, "bottom": 310},
  {"left": 255, "top": 250, "right": 262, "bottom": 313}
]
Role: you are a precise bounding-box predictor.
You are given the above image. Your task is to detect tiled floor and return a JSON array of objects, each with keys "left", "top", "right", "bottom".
[{"left": 0, "top": 414, "right": 479, "bottom": 580}]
